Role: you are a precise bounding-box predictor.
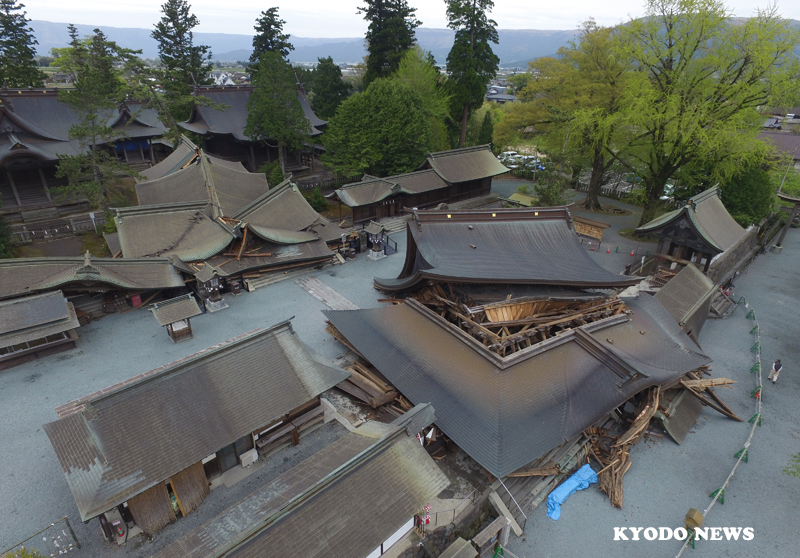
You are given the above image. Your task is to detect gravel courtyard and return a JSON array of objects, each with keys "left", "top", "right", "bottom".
[{"left": 1, "top": 188, "right": 797, "bottom": 558}]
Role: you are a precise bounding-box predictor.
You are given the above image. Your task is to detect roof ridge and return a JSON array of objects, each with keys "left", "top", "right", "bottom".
[{"left": 428, "top": 144, "right": 491, "bottom": 157}]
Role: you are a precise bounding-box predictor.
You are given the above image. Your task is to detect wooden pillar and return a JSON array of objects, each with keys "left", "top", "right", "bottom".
[
  {"left": 38, "top": 168, "right": 52, "bottom": 201},
  {"left": 149, "top": 139, "right": 156, "bottom": 164},
  {"left": 703, "top": 253, "right": 712, "bottom": 274},
  {"left": 6, "top": 172, "right": 22, "bottom": 206},
  {"left": 122, "top": 142, "right": 129, "bottom": 163},
  {"left": 249, "top": 144, "right": 256, "bottom": 172},
  {"left": 138, "top": 140, "right": 146, "bottom": 162}
]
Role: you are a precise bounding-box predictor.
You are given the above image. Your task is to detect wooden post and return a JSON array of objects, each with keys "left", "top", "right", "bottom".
[
  {"left": 138, "top": 140, "right": 145, "bottom": 162},
  {"left": 149, "top": 139, "right": 156, "bottom": 164},
  {"left": 6, "top": 171, "right": 21, "bottom": 206},
  {"left": 38, "top": 168, "right": 52, "bottom": 201}
]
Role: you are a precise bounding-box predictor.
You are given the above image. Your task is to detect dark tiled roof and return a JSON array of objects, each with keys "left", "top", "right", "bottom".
[
  {"left": 114, "top": 203, "right": 237, "bottom": 261},
  {"left": 150, "top": 294, "right": 203, "bottom": 326},
  {"left": 324, "top": 295, "right": 710, "bottom": 477},
  {"left": 424, "top": 145, "right": 509, "bottom": 184},
  {"left": 332, "top": 169, "right": 450, "bottom": 208},
  {"left": 43, "top": 322, "right": 350, "bottom": 521},
  {"left": 204, "top": 239, "right": 333, "bottom": 276},
  {"left": 0, "top": 291, "right": 80, "bottom": 347},
  {"left": 179, "top": 86, "right": 325, "bottom": 140},
  {"left": 0, "top": 90, "right": 165, "bottom": 166},
  {"left": 758, "top": 131, "right": 800, "bottom": 159},
  {"left": 375, "top": 208, "right": 641, "bottom": 291},
  {"left": 0, "top": 255, "right": 185, "bottom": 300},
  {"left": 157, "top": 407, "right": 448, "bottom": 558},
  {"left": 654, "top": 264, "right": 716, "bottom": 328},
  {"left": 636, "top": 187, "right": 747, "bottom": 252}
]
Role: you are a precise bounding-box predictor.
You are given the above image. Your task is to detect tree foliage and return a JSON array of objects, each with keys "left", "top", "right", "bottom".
[
  {"left": 393, "top": 46, "right": 451, "bottom": 151},
  {"left": 310, "top": 56, "right": 351, "bottom": 120},
  {"left": 250, "top": 7, "right": 293, "bottom": 66},
  {"left": 615, "top": 0, "right": 800, "bottom": 226},
  {"left": 444, "top": 0, "right": 499, "bottom": 146},
  {"left": 718, "top": 164, "right": 775, "bottom": 226},
  {"left": 245, "top": 51, "right": 310, "bottom": 172},
  {"left": 307, "top": 187, "right": 328, "bottom": 212},
  {"left": 0, "top": 0, "right": 44, "bottom": 87},
  {"left": 785, "top": 452, "right": 800, "bottom": 479},
  {"left": 54, "top": 28, "right": 139, "bottom": 207},
  {"left": 359, "top": 0, "right": 420, "bottom": 89},
  {"left": 322, "top": 78, "right": 430, "bottom": 177},
  {"left": 151, "top": 0, "right": 212, "bottom": 120}
]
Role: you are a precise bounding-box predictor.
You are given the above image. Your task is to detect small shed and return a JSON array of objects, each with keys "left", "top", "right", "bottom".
[
  {"left": 573, "top": 215, "right": 611, "bottom": 246},
  {"left": 151, "top": 294, "right": 203, "bottom": 343}
]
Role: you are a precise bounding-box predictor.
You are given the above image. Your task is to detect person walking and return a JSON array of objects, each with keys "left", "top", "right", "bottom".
[{"left": 768, "top": 359, "right": 783, "bottom": 384}]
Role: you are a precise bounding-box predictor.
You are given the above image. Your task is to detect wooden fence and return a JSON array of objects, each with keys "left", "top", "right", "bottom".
[{"left": 11, "top": 214, "right": 107, "bottom": 244}]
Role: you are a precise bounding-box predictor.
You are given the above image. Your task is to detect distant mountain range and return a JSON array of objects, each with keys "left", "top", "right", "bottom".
[
  {"left": 30, "top": 19, "right": 800, "bottom": 68},
  {"left": 31, "top": 20, "right": 578, "bottom": 67}
]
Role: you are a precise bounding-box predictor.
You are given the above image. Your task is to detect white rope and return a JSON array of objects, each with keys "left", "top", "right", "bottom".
[{"left": 675, "top": 299, "right": 762, "bottom": 557}]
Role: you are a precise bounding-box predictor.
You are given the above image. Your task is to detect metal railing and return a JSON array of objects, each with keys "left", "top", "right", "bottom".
[
  {"left": 11, "top": 215, "right": 107, "bottom": 244},
  {"left": 1, "top": 516, "right": 80, "bottom": 556},
  {"left": 383, "top": 236, "right": 398, "bottom": 255}
]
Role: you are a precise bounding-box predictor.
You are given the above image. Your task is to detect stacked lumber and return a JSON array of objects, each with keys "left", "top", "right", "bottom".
[
  {"left": 336, "top": 361, "right": 398, "bottom": 408},
  {"left": 255, "top": 405, "right": 325, "bottom": 457}
]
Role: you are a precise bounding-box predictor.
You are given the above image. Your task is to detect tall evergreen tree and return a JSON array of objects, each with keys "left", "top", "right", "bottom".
[
  {"left": 245, "top": 51, "right": 310, "bottom": 173},
  {"left": 444, "top": 0, "right": 499, "bottom": 146},
  {"left": 250, "top": 7, "right": 293, "bottom": 66},
  {"left": 311, "top": 56, "right": 350, "bottom": 119},
  {"left": 151, "top": 0, "right": 212, "bottom": 120},
  {"left": 359, "top": 0, "right": 420, "bottom": 89},
  {"left": 54, "top": 29, "right": 138, "bottom": 206},
  {"left": 0, "top": 0, "right": 44, "bottom": 87}
]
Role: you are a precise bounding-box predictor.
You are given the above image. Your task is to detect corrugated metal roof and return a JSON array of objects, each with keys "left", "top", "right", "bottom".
[
  {"left": 636, "top": 187, "right": 747, "bottom": 252},
  {"left": 376, "top": 208, "right": 641, "bottom": 291},
  {"left": 654, "top": 264, "right": 716, "bottom": 328},
  {"left": 43, "top": 321, "right": 350, "bottom": 521},
  {"left": 0, "top": 256, "right": 185, "bottom": 300},
  {"left": 114, "top": 203, "right": 236, "bottom": 261},
  {"left": 0, "top": 291, "right": 80, "bottom": 347},
  {"left": 150, "top": 294, "right": 203, "bottom": 326},
  {"left": 425, "top": 145, "right": 509, "bottom": 184},
  {"left": 324, "top": 295, "right": 710, "bottom": 478},
  {"left": 156, "top": 411, "right": 447, "bottom": 558}
]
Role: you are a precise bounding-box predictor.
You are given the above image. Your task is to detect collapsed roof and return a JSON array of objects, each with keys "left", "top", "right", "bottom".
[
  {"left": 154, "top": 405, "right": 449, "bottom": 558},
  {"left": 138, "top": 136, "right": 246, "bottom": 182},
  {"left": 653, "top": 264, "right": 716, "bottom": 342},
  {"left": 636, "top": 187, "right": 747, "bottom": 253},
  {"left": 43, "top": 321, "right": 350, "bottom": 522},
  {"left": 375, "top": 208, "right": 642, "bottom": 292},
  {"left": 325, "top": 294, "right": 711, "bottom": 478},
  {"left": 0, "top": 253, "right": 185, "bottom": 300},
  {"left": 421, "top": 144, "right": 510, "bottom": 184}
]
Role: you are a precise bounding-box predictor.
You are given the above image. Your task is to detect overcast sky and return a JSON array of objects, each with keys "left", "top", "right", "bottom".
[{"left": 25, "top": 0, "right": 799, "bottom": 38}]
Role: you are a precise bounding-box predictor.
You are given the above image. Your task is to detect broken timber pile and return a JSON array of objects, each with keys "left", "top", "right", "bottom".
[{"left": 336, "top": 361, "right": 398, "bottom": 409}]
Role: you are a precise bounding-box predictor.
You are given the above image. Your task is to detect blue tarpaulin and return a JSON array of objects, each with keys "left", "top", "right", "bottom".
[{"left": 546, "top": 463, "right": 598, "bottom": 520}]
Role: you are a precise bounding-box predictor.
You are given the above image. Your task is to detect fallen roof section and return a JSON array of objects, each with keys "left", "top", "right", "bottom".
[
  {"left": 43, "top": 321, "right": 350, "bottom": 522},
  {"left": 654, "top": 264, "right": 716, "bottom": 342},
  {"left": 376, "top": 208, "right": 641, "bottom": 291},
  {"left": 636, "top": 187, "right": 746, "bottom": 253},
  {"left": 114, "top": 203, "right": 237, "bottom": 261},
  {"left": 330, "top": 169, "right": 449, "bottom": 208},
  {"left": 0, "top": 254, "right": 185, "bottom": 300},
  {"left": 155, "top": 405, "right": 448, "bottom": 558},
  {"left": 0, "top": 291, "right": 80, "bottom": 348},
  {"left": 423, "top": 144, "right": 509, "bottom": 184},
  {"left": 324, "top": 294, "right": 710, "bottom": 478},
  {"left": 138, "top": 136, "right": 247, "bottom": 182}
]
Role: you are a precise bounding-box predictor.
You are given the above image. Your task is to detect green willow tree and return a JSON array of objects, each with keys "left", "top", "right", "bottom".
[
  {"left": 55, "top": 28, "right": 138, "bottom": 207},
  {"left": 311, "top": 56, "right": 351, "bottom": 120},
  {"left": 444, "top": 0, "right": 499, "bottom": 146},
  {"left": 359, "top": 0, "right": 420, "bottom": 89},
  {"left": 249, "top": 7, "right": 293, "bottom": 75},
  {"left": 322, "top": 78, "right": 429, "bottom": 177},
  {"left": 245, "top": 51, "right": 310, "bottom": 174},
  {"left": 615, "top": 0, "right": 800, "bottom": 226},
  {"left": 151, "top": 0, "right": 212, "bottom": 120},
  {"left": 0, "top": 0, "right": 44, "bottom": 87}
]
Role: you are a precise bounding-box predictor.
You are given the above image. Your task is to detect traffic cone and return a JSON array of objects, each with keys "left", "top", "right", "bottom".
[
  {"left": 606, "top": 248, "right": 610, "bottom": 254},
  {"left": 630, "top": 249, "right": 635, "bottom": 256}
]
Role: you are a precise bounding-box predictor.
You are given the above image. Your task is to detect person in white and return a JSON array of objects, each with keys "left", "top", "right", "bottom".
[{"left": 768, "top": 359, "right": 783, "bottom": 384}]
